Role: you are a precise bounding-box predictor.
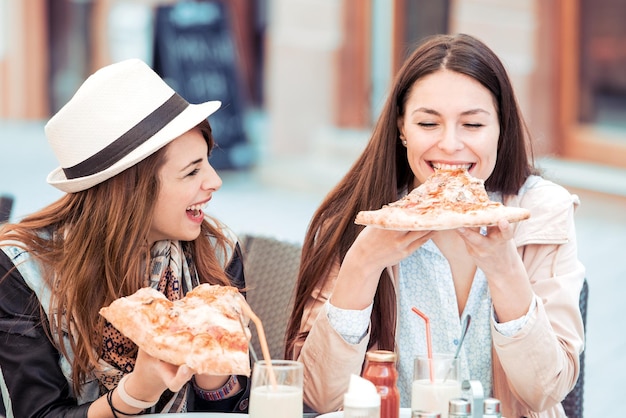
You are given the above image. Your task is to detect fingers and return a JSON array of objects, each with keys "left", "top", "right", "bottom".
[
  {"left": 367, "top": 226, "right": 433, "bottom": 246},
  {"left": 481, "top": 220, "right": 513, "bottom": 241},
  {"left": 496, "top": 219, "right": 514, "bottom": 240},
  {"left": 153, "top": 360, "right": 195, "bottom": 392},
  {"left": 135, "top": 349, "right": 195, "bottom": 393},
  {"left": 456, "top": 226, "right": 482, "bottom": 241},
  {"left": 457, "top": 220, "right": 512, "bottom": 241},
  {"left": 406, "top": 230, "right": 434, "bottom": 250},
  {"left": 167, "top": 365, "right": 195, "bottom": 392},
  {"left": 349, "top": 227, "right": 436, "bottom": 273}
]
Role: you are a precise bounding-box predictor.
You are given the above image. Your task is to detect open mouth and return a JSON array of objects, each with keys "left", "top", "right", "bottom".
[
  {"left": 186, "top": 203, "right": 207, "bottom": 220},
  {"left": 430, "top": 162, "right": 474, "bottom": 171}
]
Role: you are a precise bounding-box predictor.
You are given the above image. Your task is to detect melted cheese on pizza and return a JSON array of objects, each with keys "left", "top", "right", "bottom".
[
  {"left": 389, "top": 169, "right": 499, "bottom": 213},
  {"left": 99, "top": 284, "right": 251, "bottom": 375},
  {"left": 135, "top": 286, "right": 248, "bottom": 352},
  {"left": 354, "top": 168, "right": 530, "bottom": 230}
]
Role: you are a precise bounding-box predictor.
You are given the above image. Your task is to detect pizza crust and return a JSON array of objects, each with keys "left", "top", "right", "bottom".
[
  {"left": 99, "top": 284, "right": 251, "bottom": 376},
  {"left": 354, "top": 169, "right": 531, "bottom": 231},
  {"left": 355, "top": 204, "right": 530, "bottom": 231}
]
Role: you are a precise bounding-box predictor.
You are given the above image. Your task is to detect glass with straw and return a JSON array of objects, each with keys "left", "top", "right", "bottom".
[
  {"left": 241, "top": 302, "right": 303, "bottom": 418},
  {"left": 411, "top": 307, "right": 461, "bottom": 418}
]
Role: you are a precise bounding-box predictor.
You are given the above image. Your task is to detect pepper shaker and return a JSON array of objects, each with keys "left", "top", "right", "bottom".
[{"left": 482, "top": 398, "right": 501, "bottom": 418}]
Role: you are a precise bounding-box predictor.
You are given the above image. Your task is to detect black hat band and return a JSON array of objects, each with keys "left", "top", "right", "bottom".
[{"left": 63, "top": 93, "right": 189, "bottom": 180}]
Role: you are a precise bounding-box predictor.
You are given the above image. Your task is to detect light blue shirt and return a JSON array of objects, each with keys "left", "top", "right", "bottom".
[{"left": 396, "top": 239, "right": 493, "bottom": 406}]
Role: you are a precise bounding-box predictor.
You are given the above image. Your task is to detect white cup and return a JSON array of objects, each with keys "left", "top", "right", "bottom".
[
  {"left": 411, "top": 353, "right": 461, "bottom": 418},
  {"left": 250, "top": 360, "right": 304, "bottom": 418}
]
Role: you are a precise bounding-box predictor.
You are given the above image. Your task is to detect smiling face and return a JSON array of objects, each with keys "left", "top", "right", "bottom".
[
  {"left": 148, "top": 126, "right": 222, "bottom": 245},
  {"left": 398, "top": 69, "right": 500, "bottom": 187}
]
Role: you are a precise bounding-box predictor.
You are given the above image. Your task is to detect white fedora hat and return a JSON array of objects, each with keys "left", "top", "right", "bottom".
[{"left": 45, "top": 58, "right": 221, "bottom": 193}]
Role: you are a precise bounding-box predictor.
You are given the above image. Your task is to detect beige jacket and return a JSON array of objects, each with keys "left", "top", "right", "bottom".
[{"left": 292, "top": 177, "right": 585, "bottom": 418}]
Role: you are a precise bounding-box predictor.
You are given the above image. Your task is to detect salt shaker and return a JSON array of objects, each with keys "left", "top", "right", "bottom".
[
  {"left": 412, "top": 411, "right": 442, "bottom": 418},
  {"left": 448, "top": 398, "right": 472, "bottom": 417},
  {"left": 343, "top": 374, "right": 381, "bottom": 418}
]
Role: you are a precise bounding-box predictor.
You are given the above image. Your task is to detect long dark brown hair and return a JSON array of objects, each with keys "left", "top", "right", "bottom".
[
  {"left": 0, "top": 120, "right": 233, "bottom": 395},
  {"left": 285, "top": 33, "right": 537, "bottom": 357}
]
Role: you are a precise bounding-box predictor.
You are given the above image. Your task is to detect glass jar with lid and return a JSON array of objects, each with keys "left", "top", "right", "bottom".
[{"left": 362, "top": 350, "right": 400, "bottom": 418}]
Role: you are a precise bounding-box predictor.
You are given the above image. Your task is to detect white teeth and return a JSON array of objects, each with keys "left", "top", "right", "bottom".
[
  {"left": 432, "top": 163, "right": 471, "bottom": 170},
  {"left": 186, "top": 203, "right": 206, "bottom": 211}
]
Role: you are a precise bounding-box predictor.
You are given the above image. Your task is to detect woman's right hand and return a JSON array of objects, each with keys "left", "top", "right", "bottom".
[
  {"left": 92, "top": 350, "right": 194, "bottom": 417},
  {"left": 330, "top": 226, "right": 432, "bottom": 310},
  {"left": 128, "top": 349, "right": 195, "bottom": 396}
]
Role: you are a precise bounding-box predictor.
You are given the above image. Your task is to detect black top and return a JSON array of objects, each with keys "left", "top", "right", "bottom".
[{"left": 0, "top": 244, "right": 249, "bottom": 417}]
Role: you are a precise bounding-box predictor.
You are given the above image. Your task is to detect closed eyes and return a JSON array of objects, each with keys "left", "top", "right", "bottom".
[
  {"left": 187, "top": 168, "right": 200, "bottom": 177},
  {"left": 416, "top": 122, "right": 485, "bottom": 128}
]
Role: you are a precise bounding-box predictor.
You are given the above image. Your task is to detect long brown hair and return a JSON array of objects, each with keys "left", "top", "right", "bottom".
[
  {"left": 0, "top": 120, "right": 233, "bottom": 395},
  {"left": 285, "top": 33, "right": 537, "bottom": 357}
]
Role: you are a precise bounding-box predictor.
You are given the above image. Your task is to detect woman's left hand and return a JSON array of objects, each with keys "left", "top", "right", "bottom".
[
  {"left": 456, "top": 219, "right": 517, "bottom": 277},
  {"left": 456, "top": 219, "right": 534, "bottom": 322}
]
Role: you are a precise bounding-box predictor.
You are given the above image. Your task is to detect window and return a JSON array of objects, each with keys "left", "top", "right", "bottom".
[
  {"left": 558, "top": 0, "right": 626, "bottom": 168},
  {"left": 579, "top": 0, "right": 626, "bottom": 131}
]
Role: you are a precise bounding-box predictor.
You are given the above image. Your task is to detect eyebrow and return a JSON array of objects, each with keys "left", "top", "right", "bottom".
[
  {"left": 410, "top": 107, "right": 491, "bottom": 116},
  {"left": 181, "top": 158, "right": 203, "bottom": 172}
]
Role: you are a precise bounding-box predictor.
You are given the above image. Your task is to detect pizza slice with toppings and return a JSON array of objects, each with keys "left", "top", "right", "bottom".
[
  {"left": 99, "top": 284, "right": 251, "bottom": 376},
  {"left": 354, "top": 168, "right": 530, "bottom": 231}
]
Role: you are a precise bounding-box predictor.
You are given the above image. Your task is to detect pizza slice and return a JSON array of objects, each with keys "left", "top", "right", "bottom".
[
  {"left": 99, "top": 284, "right": 251, "bottom": 376},
  {"left": 354, "top": 168, "right": 530, "bottom": 231}
]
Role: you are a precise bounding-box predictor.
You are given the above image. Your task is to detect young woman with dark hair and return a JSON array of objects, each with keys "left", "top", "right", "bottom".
[{"left": 285, "top": 33, "right": 585, "bottom": 418}]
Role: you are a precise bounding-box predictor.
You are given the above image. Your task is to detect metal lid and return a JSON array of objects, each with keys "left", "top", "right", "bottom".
[
  {"left": 412, "top": 411, "right": 441, "bottom": 418},
  {"left": 448, "top": 398, "right": 471, "bottom": 416},
  {"left": 365, "top": 350, "right": 397, "bottom": 362},
  {"left": 483, "top": 397, "right": 502, "bottom": 415}
]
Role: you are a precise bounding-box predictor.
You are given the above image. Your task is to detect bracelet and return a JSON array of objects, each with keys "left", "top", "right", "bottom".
[
  {"left": 193, "top": 375, "right": 239, "bottom": 401},
  {"left": 106, "top": 390, "right": 144, "bottom": 417},
  {"left": 117, "top": 373, "right": 159, "bottom": 409}
]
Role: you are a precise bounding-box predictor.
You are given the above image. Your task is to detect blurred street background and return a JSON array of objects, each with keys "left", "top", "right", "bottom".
[{"left": 1, "top": 1, "right": 626, "bottom": 417}]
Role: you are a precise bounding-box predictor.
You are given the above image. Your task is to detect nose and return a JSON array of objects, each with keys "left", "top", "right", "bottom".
[
  {"left": 202, "top": 164, "right": 222, "bottom": 191},
  {"left": 437, "top": 127, "right": 464, "bottom": 153}
]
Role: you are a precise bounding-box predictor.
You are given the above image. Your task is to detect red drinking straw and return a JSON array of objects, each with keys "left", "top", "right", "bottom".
[{"left": 411, "top": 306, "right": 434, "bottom": 383}]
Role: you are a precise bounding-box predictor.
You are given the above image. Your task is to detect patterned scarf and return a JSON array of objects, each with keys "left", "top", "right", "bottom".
[{"left": 95, "top": 240, "right": 199, "bottom": 412}]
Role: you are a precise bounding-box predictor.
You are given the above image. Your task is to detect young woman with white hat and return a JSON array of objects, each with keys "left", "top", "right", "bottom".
[{"left": 0, "top": 59, "right": 249, "bottom": 416}]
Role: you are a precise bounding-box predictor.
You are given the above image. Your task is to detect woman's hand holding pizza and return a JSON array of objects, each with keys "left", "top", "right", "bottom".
[
  {"left": 131, "top": 349, "right": 195, "bottom": 395},
  {"left": 355, "top": 226, "right": 434, "bottom": 269},
  {"left": 455, "top": 219, "right": 516, "bottom": 272},
  {"left": 331, "top": 226, "right": 433, "bottom": 310},
  {"left": 456, "top": 220, "right": 534, "bottom": 322},
  {"left": 353, "top": 169, "right": 536, "bottom": 322},
  {"left": 131, "top": 350, "right": 242, "bottom": 399}
]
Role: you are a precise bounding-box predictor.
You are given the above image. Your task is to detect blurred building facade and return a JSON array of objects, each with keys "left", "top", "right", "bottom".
[{"left": 1, "top": 0, "right": 625, "bottom": 183}]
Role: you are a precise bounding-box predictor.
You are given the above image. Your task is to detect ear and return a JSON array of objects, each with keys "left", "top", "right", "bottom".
[{"left": 397, "top": 116, "right": 405, "bottom": 141}]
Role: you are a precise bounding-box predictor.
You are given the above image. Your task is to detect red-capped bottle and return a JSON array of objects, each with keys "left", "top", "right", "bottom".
[{"left": 362, "top": 350, "right": 400, "bottom": 418}]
